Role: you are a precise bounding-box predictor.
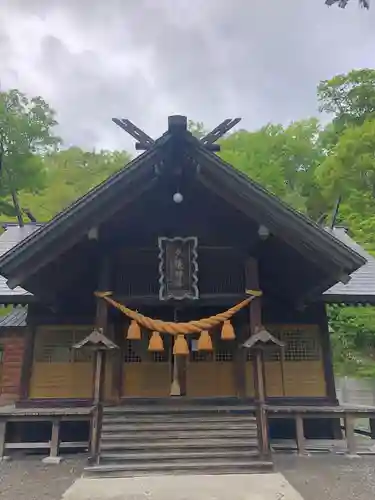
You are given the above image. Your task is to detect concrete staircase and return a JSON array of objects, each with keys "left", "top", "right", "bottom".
[{"left": 84, "top": 401, "right": 273, "bottom": 477}]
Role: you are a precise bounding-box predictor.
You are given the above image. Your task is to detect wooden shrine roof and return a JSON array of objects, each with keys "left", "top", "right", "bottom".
[{"left": 0, "top": 116, "right": 366, "bottom": 305}]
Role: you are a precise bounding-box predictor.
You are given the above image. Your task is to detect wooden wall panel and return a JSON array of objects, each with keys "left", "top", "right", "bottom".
[
  {"left": 0, "top": 334, "right": 26, "bottom": 405},
  {"left": 186, "top": 362, "right": 236, "bottom": 397},
  {"left": 122, "top": 363, "right": 171, "bottom": 397},
  {"left": 245, "top": 323, "right": 326, "bottom": 398},
  {"left": 245, "top": 360, "right": 325, "bottom": 398},
  {"left": 29, "top": 325, "right": 114, "bottom": 400},
  {"left": 30, "top": 362, "right": 92, "bottom": 399},
  {"left": 30, "top": 359, "right": 113, "bottom": 399}
]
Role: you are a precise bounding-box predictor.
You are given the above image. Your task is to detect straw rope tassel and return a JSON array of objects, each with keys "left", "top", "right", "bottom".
[
  {"left": 148, "top": 331, "right": 164, "bottom": 352},
  {"left": 127, "top": 320, "right": 141, "bottom": 340},
  {"left": 173, "top": 335, "right": 189, "bottom": 355},
  {"left": 221, "top": 320, "right": 235, "bottom": 340},
  {"left": 95, "top": 291, "right": 262, "bottom": 335},
  {"left": 198, "top": 330, "right": 213, "bottom": 351}
]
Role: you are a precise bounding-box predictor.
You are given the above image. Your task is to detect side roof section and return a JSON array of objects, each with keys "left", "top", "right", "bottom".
[
  {"left": 324, "top": 227, "right": 375, "bottom": 304},
  {"left": 0, "top": 224, "right": 40, "bottom": 303}
]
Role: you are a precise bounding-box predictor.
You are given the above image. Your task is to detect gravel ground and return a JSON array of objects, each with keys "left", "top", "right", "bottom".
[
  {"left": 0, "top": 455, "right": 84, "bottom": 500},
  {"left": 275, "top": 454, "right": 375, "bottom": 500},
  {"left": 0, "top": 454, "right": 375, "bottom": 500}
]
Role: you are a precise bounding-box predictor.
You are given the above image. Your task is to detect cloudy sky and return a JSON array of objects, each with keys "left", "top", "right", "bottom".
[{"left": 1, "top": 0, "right": 374, "bottom": 151}]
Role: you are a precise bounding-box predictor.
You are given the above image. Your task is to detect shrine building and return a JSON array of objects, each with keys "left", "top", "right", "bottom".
[{"left": 0, "top": 115, "right": 373, "bottom": 475}]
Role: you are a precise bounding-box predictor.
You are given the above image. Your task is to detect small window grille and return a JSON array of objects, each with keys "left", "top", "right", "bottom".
[
  {"left": 34, "top": 327, "right": 93, "bottom": 363},
  {"left": 246, "top": 325, "right": 321, "bottom": 361},
  {"left": 124, "top": 340, "right": 142, "bottom": 363}
]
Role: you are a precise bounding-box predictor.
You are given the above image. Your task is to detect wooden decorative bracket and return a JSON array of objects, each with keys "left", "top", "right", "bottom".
[
  {"left": 112, "top": 115, "right": 241, "bottom": 152},
  {"left": 200, "top": 118, "right": 241, "bottom": 151},
  {"left": 112, "top": 118, "right": 155, "bottom": 151}
]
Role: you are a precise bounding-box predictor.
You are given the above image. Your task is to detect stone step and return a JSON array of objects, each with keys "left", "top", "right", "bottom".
[
  {"left": 100, "top": 448, "right": 260, "bottom": 463},
  {"left": 103, "top": 405, "right": 254, "bottom": 416},
  {"left": 101, "top": 429, "right": 258, "bottom": 442},
  {"left": 84, "top": 459, "right": 273, "bottom": 478},
  {"left": 100, "top": 437, "right": 259, "bottom": 451},
  {"left": 101, "top": 421, "right": 258, "bottom": 433},
  {"left": 103, "top": 413, "right": 256, "bottom": 424}
]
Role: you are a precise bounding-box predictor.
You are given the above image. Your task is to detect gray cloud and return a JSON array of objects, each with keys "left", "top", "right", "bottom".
[{"left": 1, "top": 0, "right": 375, "bottom": 150}]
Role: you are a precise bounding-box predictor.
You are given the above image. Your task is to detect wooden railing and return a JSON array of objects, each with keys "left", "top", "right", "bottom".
[
  {"left": 0, "top": 407, "right": 92, "bottom": 462},
  {"left": 266, "top": 404, "right": 375, "bottom": 456}
]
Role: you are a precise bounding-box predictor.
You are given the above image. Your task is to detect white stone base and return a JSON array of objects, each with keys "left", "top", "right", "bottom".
[
  {"left": 62, "top": 473, "right": 304, "bottom": 500},
  {"left": 42, "top": 455, "right": 64, "bottom": 465}
]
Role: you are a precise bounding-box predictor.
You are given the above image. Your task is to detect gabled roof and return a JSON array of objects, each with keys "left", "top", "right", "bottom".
[
  {"left": 324, "top": 227, "right": 375, "bottom": 304},
  {"left": 0, "top": 116, "right": 366, "bottom": 304},
  {"left": 0, "top": 224, "right": 40, "bottom": 303}
]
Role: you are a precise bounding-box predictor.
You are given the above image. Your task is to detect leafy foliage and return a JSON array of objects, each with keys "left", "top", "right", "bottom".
[
  {"left": 19, "top": 148, "right": 132, "bottom": 220},
  {"left": 325, "top": 0, "right": 370, "bottom": 8},
  {"left": 219, "top": 119, "right": 326, "bottom": 219},
  {"left": 0, "top": 89, "right": 60, "bottom": 218},
  {"left": 329, "top": 305, "right": 375, "bottom": 377}
]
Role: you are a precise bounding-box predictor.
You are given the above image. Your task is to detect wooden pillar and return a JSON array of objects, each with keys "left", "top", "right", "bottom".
[
  {"left": 253, "top": 348, "right": 269, "bottom": 458},
  {"left": 49, "top": 419, "right": 60, "bottom": 458},
  {"left": 245, "top": 256, "right": 262, "bottom": 397},
  {"left": 0, "top": 420, "right": 6, "bottom": 459},
  {"left": 317, "top": 302, "right": 342, "bottom": 439},
  {"left": 245, "top": 257, "right": 269, "bottom": 457},
  {"left": 370, "top": 418, "right": 375, "bottom": 439},
  {"left": 19, "top": 324, "right": 36, "bottom": 401},
  {"left": 90, "top": 255, "right": 110, "bottom": 462},
  {"left": 234, "top": 321, "right": 247, "bottom": 397},
  {"left": 245, "top": 257, "right": 262, "bottom": 332},
  {"left": 91, "top": 349, "right": 106, "bottom": 462},
  {"left": 112, "top": 321, "right": 124, "bottom": 402},
  {"left": 317, "top": 303, "right": 338, "bottom": 403},
  {"left": 295, "top": 414, "right": 306, "bottom": 455},
  {"left": 344, "top": 413, "right": 357, "bottom": 456}
]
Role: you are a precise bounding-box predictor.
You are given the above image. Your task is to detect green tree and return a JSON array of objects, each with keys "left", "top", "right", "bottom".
[
  {"left": 315, "top": 119, "right": 375, "bottom": 250},
  {"left": 0, "top": 89, "right": 59, "bottom": 221},
  {"left": 325, "top": 0, "right": 369, "bottom": 8},
  {"left": 329, "top": 304, "right": 375, "bottom": 377},
  {"left": 219, "top": 119, "right": 325, "bottom": 218},
  {"left": 19, "top": 147, "right": 132, "bottom": 220},
  {"left": 318, "top": 69, "right": 375, "bottom": 142}
]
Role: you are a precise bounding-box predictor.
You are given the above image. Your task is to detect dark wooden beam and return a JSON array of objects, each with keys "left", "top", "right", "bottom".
[
  {"left": 90, "top": 254, "right": 111, "bottom": 462},
  {"left": 18, "top": 324, "right": 36, "bottom": 401},
  {"left": 115, "top": 245, "right": 247, "bottom": 254},
  {"left": 245, "top": 257, "right": 262, "bottom": 332},
  {"left": 112, "top": 118, "right": 155, "bottom": 149},
  {"left": 316, "top": 302, "right": 338, "bottom": 404},
  {"left": 113, "top": 294, "right": 246, "bottom": 308},
  {"left": 201, "top": 118, "right": 241, "bottom": 145}
]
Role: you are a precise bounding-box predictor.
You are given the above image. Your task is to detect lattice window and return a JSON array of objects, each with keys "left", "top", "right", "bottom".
[
  {"left": 124, "top": 340, "right": 142, "bottom": 363},
  {"left": 34, "top": 327, "right": 93, "bottom": 363},
  {"left": 190, "top": 351, "right": 214, "bottom": 362},
  {"left": 215, "top": 349, "right": 233, "bottom": 362},
  {"left": 151, "top": 351, "right": 169, "bottom": 363},
  {"left": 246, "top": 325, "right": 321, "bottom": 361}
]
